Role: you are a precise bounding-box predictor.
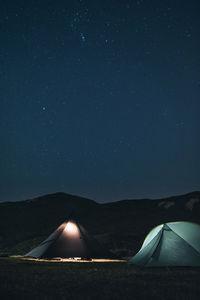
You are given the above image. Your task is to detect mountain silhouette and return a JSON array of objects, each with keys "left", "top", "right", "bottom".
[{"left": 0, "top": 191, "right": 199, "bottom": 257}]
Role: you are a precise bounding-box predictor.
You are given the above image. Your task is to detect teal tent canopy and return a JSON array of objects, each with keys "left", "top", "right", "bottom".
[{"left": 128, "top": 221, "right": 200, "bottom": 267}]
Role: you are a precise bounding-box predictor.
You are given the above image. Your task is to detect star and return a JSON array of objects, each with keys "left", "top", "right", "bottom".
[{"left": 80, "top": 32, "right": 86, "bottom": 42}]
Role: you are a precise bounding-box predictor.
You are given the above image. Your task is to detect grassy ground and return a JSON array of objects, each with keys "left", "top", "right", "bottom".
[{"left": 0, "top": 258, "right": 200, "bottom": 300}]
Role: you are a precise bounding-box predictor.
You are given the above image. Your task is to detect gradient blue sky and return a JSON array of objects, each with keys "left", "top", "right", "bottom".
[{"left": 1, "top": 0, "right": 199, "bottom": 202}]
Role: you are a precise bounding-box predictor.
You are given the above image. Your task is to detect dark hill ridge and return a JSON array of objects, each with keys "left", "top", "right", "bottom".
[
  {"left": 24, "top": 192, "right": 97, "bottom": 206},
  {"left": 0, "top": 191, "right": 199, "bottom": 257}
]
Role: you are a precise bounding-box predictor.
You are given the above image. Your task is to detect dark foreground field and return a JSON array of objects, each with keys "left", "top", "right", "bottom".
[{"left": 0, "top": 258, "right": 200, "bottom": 300}]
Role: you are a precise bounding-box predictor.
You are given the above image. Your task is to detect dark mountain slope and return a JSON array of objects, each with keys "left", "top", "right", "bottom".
[
  {"left": 0, "top": 193, "right": 98, "bottom": 253},
  {"left": 0, "top": 191, "right": 199, "bottom": 257}
]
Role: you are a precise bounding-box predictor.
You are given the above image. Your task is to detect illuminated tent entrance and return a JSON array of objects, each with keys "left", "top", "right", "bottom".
[
  {"left": 25, "top": 219, "right": 115, "bottom": 259},
  {"left": 128, "top": 221, "right": 200, "bottom": 267}
]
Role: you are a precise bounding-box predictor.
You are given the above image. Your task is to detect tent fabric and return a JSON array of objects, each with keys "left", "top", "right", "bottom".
[
  {"left": 25, "top": 219, "right": 115, "bottom": 259},
  {"left": 128, "top": 221, "right": 200, "bottom": 267}
]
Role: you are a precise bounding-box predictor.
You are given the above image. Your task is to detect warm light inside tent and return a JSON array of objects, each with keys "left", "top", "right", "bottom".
[{"left": 64, "top": 221, "right": 79, "bottom": 234}]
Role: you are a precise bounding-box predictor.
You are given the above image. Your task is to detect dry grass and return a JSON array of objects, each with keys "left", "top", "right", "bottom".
[{"left": 0, "top": 257, "right": 200, "bottom": 300}]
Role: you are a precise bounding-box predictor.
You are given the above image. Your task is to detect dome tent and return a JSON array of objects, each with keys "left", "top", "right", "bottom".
[
  {"left": 25, "top": 218, "right": 115, "bottom": 259},
  {"left": 128, "top": 221, "right": 200, "bottom": 267}
]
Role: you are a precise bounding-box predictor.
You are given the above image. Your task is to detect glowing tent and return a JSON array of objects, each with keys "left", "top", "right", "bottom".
[
  {"left": 25, "top": 219, "right": 115, "bottom": 259},
  {"left": 128, "top": 221, "right": 200, "bottom": 267}
]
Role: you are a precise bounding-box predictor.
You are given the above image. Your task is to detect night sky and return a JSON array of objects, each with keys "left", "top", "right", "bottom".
[{"left": 1, "top": 0, "right": 200, "bottom": 202}]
